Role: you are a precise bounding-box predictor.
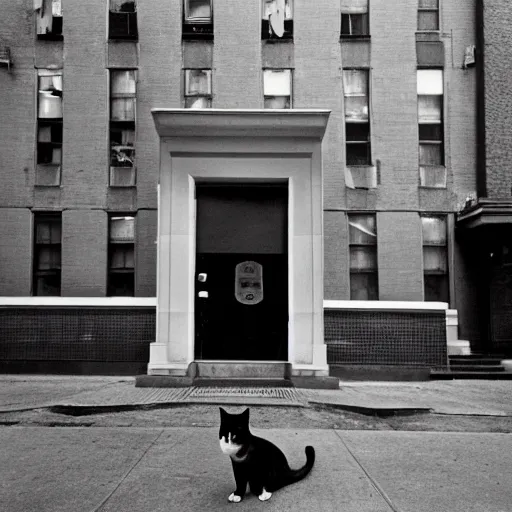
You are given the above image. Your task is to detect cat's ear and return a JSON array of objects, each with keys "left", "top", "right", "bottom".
[
  {"left": 219, "top": 407, "right": 227, "bottom": 418},
  {"left": 242, "top": 408, "right": 250, "bottom": 422}
]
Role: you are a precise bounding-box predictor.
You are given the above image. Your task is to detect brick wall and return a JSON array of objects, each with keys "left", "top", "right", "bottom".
[
  {"left": 213, "top": 0, "right": 262, "bottom": 108},
  {"left": 377, "top": 212, "right": 424, "bottom": 300},
  {"left": 135, "top": 209, "right": 157, "bottom": 296},
  {"left": 61, "top": 209, "right": 107, "bottom": 296},
  {"left": 482, "top": 0, "right": 512, "bottom": 198},
  {"left": 0, "top": 209, "right": 32, "bottom": 296}
]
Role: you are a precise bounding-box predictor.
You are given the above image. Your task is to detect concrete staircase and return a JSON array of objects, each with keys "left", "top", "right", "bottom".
[
  {"left": 432, "top": 355, "right": 512, "bottom": 380},
  {"left": 192, "top": 361, "right": 294, "bottom": 387}
]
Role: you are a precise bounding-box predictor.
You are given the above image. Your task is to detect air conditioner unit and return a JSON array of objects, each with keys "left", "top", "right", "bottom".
[
  {"left": 0, "top": 47, "right": 12, "bottom": 72},
  {"left": 463, "top": 45, "right": 476, "bottom": 69}
]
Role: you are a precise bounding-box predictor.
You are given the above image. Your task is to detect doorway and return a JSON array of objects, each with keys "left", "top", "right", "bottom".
[{"left": 194, "top": 183, "right": 288, "bottom": 361}]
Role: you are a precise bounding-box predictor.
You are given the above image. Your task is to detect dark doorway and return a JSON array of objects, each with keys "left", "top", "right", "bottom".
[{"left": 194, "top": 184, "right": 288, "bottom": 361}]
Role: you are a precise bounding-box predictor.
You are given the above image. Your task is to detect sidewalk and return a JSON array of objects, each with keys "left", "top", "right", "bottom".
[
  {"left": 0, "top": 375, "right": 511, "bottom": 416},
  {"left": 1, "top": 426, "right": 511, "bottom": 512}
]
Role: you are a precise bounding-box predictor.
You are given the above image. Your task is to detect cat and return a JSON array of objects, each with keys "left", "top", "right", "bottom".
[{"left": 219, "top": 407, "right": 315, "bottom": 503}]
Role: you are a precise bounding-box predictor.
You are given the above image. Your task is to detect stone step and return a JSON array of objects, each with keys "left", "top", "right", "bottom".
[
  {"left": 449, "top": 358, "right": 505, "bottom": 366},
  {"left": 431, "top": 370, "right": 512, "bottom": 380},
  {"left": 449, "top": 364, "right": 505, "bottom": 372},
  {"left": 194, "top": 361, "right": 290, "bottom": 379},
  {"left": 193, "top": 378, "right": 293, "bottom": 388}
]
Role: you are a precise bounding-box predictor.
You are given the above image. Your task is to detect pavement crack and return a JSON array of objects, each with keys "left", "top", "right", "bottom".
[
  {"left": 334, "top": 430, "right": 401, "bottom": 512},
  {"left": 91, "top": 428, "right": 166, "bottom": 512}
]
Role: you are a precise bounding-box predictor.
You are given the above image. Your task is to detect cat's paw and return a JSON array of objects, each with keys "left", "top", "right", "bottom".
[
  {"left": 258, "top": 489, "right": 272, "bottom": 502},
  {"left": 228, "top": 493, "right": 242, "bottom": 503}
]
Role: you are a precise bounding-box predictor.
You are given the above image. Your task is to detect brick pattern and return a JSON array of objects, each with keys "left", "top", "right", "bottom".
[
  {"left": 61, "top": 209, "right": 107, "bottom": 297},
  {"left": 377, "top": 212, "right": 424, "bottom": 301},
  {"left": 482, "top": 1, "right": 512, "bottom": 198},
  {"left": 213, "top": 0, "right": 262, "bottom": 108},
  {"left": 323, "top": 211, "right": 349, "bottom": 299},
  {"left": 0, "top": 209, "right": 32, "bottom": 296},
  {"left": 135, "top": 209, "right": 157, "bottom": 296}
]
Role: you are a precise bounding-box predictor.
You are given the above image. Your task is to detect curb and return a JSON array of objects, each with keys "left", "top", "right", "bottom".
[{"left": 309, "top": 401, "right": 432, "bottom": 417}]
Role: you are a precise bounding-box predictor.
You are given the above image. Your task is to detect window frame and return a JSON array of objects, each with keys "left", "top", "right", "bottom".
[
  {"left": 340, "top": 0, "right": 369, "bottom": 38},
  {"left": 343, "top": 68, "right": 372, "bottom": 167},
  {"left": 108, "top": 0, "right": 138, "bottom": 40},
  {"left": 348, "top": 213, "right": 379, "bottom": 300},
  {"left": 421, "top": 214, "right": 449, "bottom": 303},
  {"left": 35, "top": 0, "right": 63, "bottom": 40},
  {"left": 109, "top": 69, "right": 137, "bottom": 187},
  {"left": 262, "top": 0, "right": 294, "bottom": 40},
  {"left": 184, "top": 68, "right": 212, "bottom": 108},
  {"left": 36, "top": 69, "right": 63, "bottom": 186},
  {"left": 107, "top": 214, "right": 136, "bottom": 297},
  {"left": 417, "top": 0, "right": 440, "bottom": 32},
  {"left": 263, "top": 68, "right": 292, "bottom": 109},
  {"left": 182, "top": 0, "right": 214, "bottom": 40},
  {"left": 417, "top": 69, "right": 444, "bottom": 169},
  {"left": 32, "top": 212, "right": 62, "bottom": 296}
]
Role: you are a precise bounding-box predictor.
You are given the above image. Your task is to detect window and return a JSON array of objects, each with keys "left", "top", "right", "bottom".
[
  {"left": 417, "top": 69, "right": 444, "bottom": 172},
  {"left": 263, "top": 69, "right": 292, "bottom": 108},
  {"left": 35, "top": 0, "right": 63, "bottom": 40},
  {"left": 184, "top": 69, "right": 212, "bottom": 108},
  {"left": 110, "top": 70, "right": 136, "bottom": 187},
  {"left": 37, "top": 69, "right": 62, "bottom": 186},
  {"left": 33, "top": 213, "right": 61, "bottom": 296},
  {"left": 341, "top": 0, "right": 369, "bottom": 37},
  {"left": 108, "top": 215, "right": 135, "bottom": 296},
  {"left": 262, "top": 0, "right": 293, "bottom": 40},
  {"left": 183, "top": 0, "right": 213, "bottom": 40},
  {"left": 349, "top": 214, "right": 378, "bottom": 300},
  {"left": 421, "top": 215, "right": 449, "bottom": 302},
  {"left": 343, "top": 69, "right": 371, "bottom": 166},
  {"left": 109, "top": 0, "right": 138, "bottom": 40},
  {"left": 418, "top": 0, "right": 439, "bottom": 31}
]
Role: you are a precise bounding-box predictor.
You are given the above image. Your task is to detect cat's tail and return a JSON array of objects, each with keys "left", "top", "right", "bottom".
[{"left": 287, "top": 446, "right": 315, "bottom": 485}]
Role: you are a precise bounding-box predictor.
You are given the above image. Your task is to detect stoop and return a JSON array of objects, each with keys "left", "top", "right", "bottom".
[{"left": 136, "top": 361, "right": 339, "bottom": 388}]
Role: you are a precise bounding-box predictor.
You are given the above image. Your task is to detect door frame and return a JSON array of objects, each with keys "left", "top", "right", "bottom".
[
  {"left": 149, "top": 109, "right": 330, "bottom": 378},
  {"left": 194, "top": 182, "right": 289, "bottom": 361}
]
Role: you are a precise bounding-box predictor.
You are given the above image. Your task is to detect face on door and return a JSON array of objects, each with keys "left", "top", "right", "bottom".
[{"left": 194, "top": 185, "right": 288, "bottom": 361}]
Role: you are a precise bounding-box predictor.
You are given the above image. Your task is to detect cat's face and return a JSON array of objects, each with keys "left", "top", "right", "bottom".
[{"left": 219, "top": 407, "right": 250, "bottom": 457}]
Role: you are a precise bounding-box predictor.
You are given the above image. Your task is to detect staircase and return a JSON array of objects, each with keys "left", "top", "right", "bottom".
[
  {"left": 192, "top": 361, "right": 294, "bottom": 387},
  {"left": 432, "top": 354, "right": 512, "bottom": 380}
]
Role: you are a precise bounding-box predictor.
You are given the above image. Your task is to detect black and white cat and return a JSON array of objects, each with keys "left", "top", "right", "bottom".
[{"left": 219, "top": 407, "right": 315, "bottom": 503}]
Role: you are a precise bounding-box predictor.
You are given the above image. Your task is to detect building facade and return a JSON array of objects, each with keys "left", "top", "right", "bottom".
[{"left": 1, "top": 0, "right": 500, "bottom": 376}]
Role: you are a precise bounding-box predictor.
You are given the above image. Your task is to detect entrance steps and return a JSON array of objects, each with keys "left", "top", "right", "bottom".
[
  {"left": 192, "top": 361, "right": 293, "bottom": 387},
  {"left": 431, "top": 355, "right": 512, "bottom": 380}
]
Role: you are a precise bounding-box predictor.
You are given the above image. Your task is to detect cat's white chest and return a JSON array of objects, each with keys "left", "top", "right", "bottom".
[{"left": 220, "top": 434, "right": 243, "bottom": 458}]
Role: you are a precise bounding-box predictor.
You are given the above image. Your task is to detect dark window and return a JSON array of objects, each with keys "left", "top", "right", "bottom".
[
  {"left": 109, "top": 1, "right": 138, "bottom": 40},
  {"left": 422, "top": 215, "right": 449, "bottom": 302},
  {"left": 182, "top": 0, "right": 213, "bottom": 40},
  {"left": 35, "top": 0, "right": 63, "bottom": 40},
  {"left": 37, "top": 70, "right": 62, "bottom": 186},
  {"left": 110, "top": 70, "right": 136, "bottom": 187},
  {"left": 341, "top": 0, "right": 369, "bottom": 37},
  {"left": 349, "top": 214, "right": 378, "bottom": 300},
  {"left": 262, "top": 0, "right": 293, "bottom": 40},
  {"left": 418, "top": 70, "right": 444, "bottom": 168},
  {"left": 108, "top": 216, "right": 135, "bottom": 296},
  {"left": 344, "top": 69, "right": 371, "bottom": 166},
  {"left": 418, "top": 0, "right": 439, "bottom": 31},
  {"left": 33, "top": 213, "right": 61, "bottom": 296}
]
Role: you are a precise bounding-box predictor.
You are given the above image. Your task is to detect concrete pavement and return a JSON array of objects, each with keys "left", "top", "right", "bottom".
[
  {"left": 0, "top": 375, "right": 511, "bottom": 416},
  {"left": 1, "top": 426, "right": 511, "bottom": 512}
]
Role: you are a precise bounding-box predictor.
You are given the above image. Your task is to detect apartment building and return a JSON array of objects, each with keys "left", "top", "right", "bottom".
[{"left": 0, "top": 0, "right": 492, "bottom": 379}]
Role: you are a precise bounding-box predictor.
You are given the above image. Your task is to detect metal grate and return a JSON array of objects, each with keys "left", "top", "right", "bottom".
[
  {"left": 325, "top": 309, "right": 448, "bottom": 369},
  {"left": 0, "top": 308, "right": 154, "bottom": 362},
  {"left": 189, "top": 387, "right": 297, "bottom": 399}
]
